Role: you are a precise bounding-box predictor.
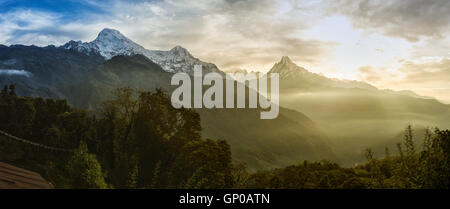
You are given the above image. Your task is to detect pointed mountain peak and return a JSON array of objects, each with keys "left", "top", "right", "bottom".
[
  {"left": 80, "top": 28, "right": 146, "bottom": 60},
  {"left": 279, "top": 56, "right": 293, "bottom": 64},
  {"left": 62, "top": 29, "right": 222, "bottom": 74},
  {"left": 95, "top": 28, "right": 129, "bottom": 42},
  {"left": 171, "top": 45, "right": 185, "bottom": 50},
  {"left": 168, "top": 45, "right": 192, "bottom": 57},
  {"left": 99, "top": 28, "right": 121, "bottom": 35},
  {"left": 170, "top": 45, "right": 187, "bottom": 52},
  {"left": 268, "top": 56, "right": 308, "bottom": 78}
]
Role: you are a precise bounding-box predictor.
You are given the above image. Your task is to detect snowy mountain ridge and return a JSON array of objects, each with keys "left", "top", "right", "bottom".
[{"left": 63, "top": 28, "right": 222, "bottom": 74}]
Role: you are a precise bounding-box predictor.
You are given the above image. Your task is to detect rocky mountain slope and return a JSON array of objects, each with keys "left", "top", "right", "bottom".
[{"left": 63, "top": 28, "right": 222, "bottom": 75}]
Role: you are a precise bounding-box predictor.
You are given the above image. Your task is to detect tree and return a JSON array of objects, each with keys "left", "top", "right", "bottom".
[
  {"left": 365, "top": 148, "right": 384, "bottom": 188},
  {"left": 0, "top": 85, "right": 7, "bottom": 99},
  {"left": 420, "top": 129, "right": 450, "bottom": 188},
  {"left": 231, "top": 161, "right": 249, "bottom": 188},
  {"left": 66, "top": 141, "right": 109, "bottom": 189},
  {"left": 8, "top": 84, "right": 16, "bottom": 97},
  {"left": 170, "top": 139, "right": 234, "bottom": 189}
]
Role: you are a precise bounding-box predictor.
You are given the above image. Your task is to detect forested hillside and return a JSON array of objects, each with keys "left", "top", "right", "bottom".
[
  {"left": 1, "top": 85, "right": 448, "bottom": 189},
  {"left": 73, "top": 55, "right": 336, "bottom": 170},
  {"left": 0, "top": 86, "right": 233, "bottom": 188},
  {"left": 243, "top": 126, "right": 450, "bottom": 189}
]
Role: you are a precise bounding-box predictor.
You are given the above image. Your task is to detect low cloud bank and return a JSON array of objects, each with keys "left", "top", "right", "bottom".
[{"left": 0, "top": 69, "right": 33, "bottom": 77}]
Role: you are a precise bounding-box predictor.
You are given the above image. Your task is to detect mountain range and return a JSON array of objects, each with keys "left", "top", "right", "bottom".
[
  {"left": 1, "top": 28, "right": 449, "bottom": 168},
  {"left": 0, "top": 29, "right": 335, "bottom": 170},
  {"left": 63, "top": 28, "right": 222, "bottom": 75},
  {"left": 267, "top": 56, "right": 450, "bottom": 164}
]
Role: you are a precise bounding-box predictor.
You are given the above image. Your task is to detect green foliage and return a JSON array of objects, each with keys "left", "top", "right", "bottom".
[
  {"left": 172, "top": 139, "right": 234, "bottom": 189},
  {"left": 65, "top": 141, "right": 109, "bottom": 189},
  {"left": 244, "top": 160, "right": 370, "bottom": 189},
  {"left": 0, "top": 85, "right": 449, "bottom": 189},
  {"left": 93, "top": 88, "right": 233, "bottom": 189},
  {"left": 0, "top": 86, "right": 234, "bottom": 189},
  {"left": 241, "top": 126, "right": 450, "bottom": 189},
  {"left": 231, "top": 161, "right": 250, "bottom": 188}
]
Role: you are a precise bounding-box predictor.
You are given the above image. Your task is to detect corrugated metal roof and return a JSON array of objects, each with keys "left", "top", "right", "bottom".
[{"left": 0, "top": 162, "right": 54, "bottom": 189}]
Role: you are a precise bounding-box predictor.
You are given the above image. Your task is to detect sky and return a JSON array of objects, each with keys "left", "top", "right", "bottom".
[{"left": 0, "top": 0, "right": 449, "bottom": 103}]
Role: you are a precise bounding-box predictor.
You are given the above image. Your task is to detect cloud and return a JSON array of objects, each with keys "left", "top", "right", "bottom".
[
  {"left": 357, "top": 59, "right": 450, "bottom": 103},
  {"left": 122, "top": 0, "right": 334, "bottom": 70},
  {"left": 358, "top": 59, "right": 450, "bottom": 86},
  {"left": 397, "top": 59, "right": 450, "bottom": 103},
  {"left": 0, "top": 0, "right": 335, "bottom": 71},
  {"left": 329, "top": 0, "right": 450, "bottom": 42},
  {"left": 0, "top": 69, "right": 32, "bottom": 77},
  {"left": 357, "top": 66, "right": 384, "bottom": 82},
  {"left": 0, "top": 9, "right": 104, "bottom": 45},
  {"left": 0, "top": 9, "right": 56, "bottom": 44},
  {"left": 398, "top": 59, "right": 450, "bottom": 83},
  {"left": 1, "top": 0, "right": 449, "bottom": 102}
]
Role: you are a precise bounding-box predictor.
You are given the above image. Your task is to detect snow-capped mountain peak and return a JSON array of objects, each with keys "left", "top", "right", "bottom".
[
  {"left": 96, "top": 28, "right": 126, "bottom": 40},
  {"left": 88, "top": 28, "right": 146, "bottom": 60},
  {"left": 169, "top": 45, "right": 192, "bottom": 57},
  {"left": 62, "top": 28, "right": 221, "bottom": 74},
  {"left": 162, "top": 45, "right": 195, "bottom": 63}
]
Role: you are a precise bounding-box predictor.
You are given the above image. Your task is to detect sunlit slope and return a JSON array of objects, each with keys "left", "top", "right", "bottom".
[
  {"left": 74, "top": 55, "right": 336, "bottom": 170},
  {"left": 269, "top": 56, "right": 450, "bottom": 165}
]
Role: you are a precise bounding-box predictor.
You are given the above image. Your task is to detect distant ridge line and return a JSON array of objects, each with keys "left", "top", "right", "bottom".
[{"left": 0, "top": 130, "right": 74, "bottom": 152}]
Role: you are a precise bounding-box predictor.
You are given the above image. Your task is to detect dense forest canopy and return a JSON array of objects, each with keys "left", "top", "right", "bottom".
[
  {"left": 0, "top": 85, "right": 233, "bottom": 188},
  {"left": 0, "top": 85, "right": 449, "bottom": 189}
]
